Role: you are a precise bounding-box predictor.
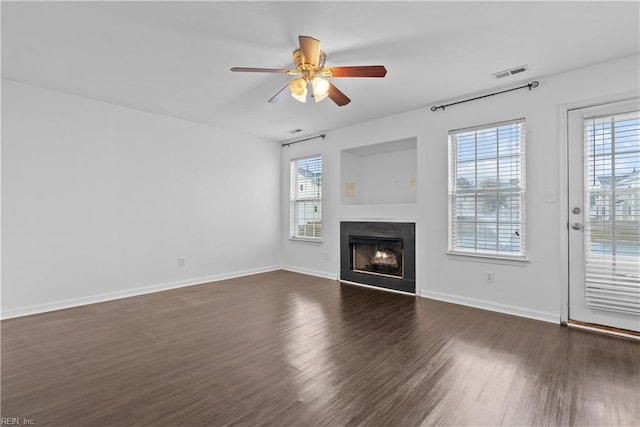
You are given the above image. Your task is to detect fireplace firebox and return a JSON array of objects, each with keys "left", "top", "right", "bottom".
[
  {"left": 340, "top": 221, "right": 415, "bottom": 293},
  {"left": 351, "top": 236, "right": 403, "bottom": 278}
]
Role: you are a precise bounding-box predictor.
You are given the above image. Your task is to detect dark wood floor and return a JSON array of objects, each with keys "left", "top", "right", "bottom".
[{"left": 2, "top": 270, "right": 639, "bottom": 426}]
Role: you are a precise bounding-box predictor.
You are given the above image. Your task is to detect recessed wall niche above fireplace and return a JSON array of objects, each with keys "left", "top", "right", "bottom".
[{"left": 340, "top": 221, "right": 416, "bottom": 294}]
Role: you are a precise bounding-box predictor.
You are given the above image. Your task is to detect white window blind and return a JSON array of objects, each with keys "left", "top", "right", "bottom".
[
  {"left": 448, "top": 119, "right": 526, "bottom": 258},
  {"left": 290, "top": 155, "right": 322, "bottom": 240},
  {"left": 584, "top": 111, "right": 640, "bottom": 314}
]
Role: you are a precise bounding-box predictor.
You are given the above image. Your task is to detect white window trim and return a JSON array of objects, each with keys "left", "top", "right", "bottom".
[
  {"left": 288, "top": 236, "right": 324, "bottom": 244},
  {"left": 290, "top": 154, "right": 323, "bottom": 242},
  {"left": 448, "top": 118, "right": 527, "bottom": 259},
  {"left": 446, "top": 251, "right": 529, "bottom": 264}
]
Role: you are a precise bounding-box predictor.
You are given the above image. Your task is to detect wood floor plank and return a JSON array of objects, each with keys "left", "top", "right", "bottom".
[{"left": 2, "top": 270, "right": 639, "bottom": 426}]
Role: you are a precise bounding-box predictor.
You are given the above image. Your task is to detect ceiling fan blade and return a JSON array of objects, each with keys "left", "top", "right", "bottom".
[
  {"left": 268, "top": 84, "right": 290, "bottom": 104},
  {"left": 299, "top": 35, "right": 321, "bottom": 67},
  {"left": 327, "top": 82, "right": 351, "bottom": 106},
  {"left": 231, "top": 67, "right": 291, "bottom": 73},
  {"left": 327, "top": 66, "right": 387, "bottom": 78}
]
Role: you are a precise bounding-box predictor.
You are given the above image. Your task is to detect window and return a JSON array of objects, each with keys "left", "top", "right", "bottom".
[
  {"left": 290, "top": 155, "right": 322, "bottom": 240},
  {"left": 583, "top": 111, "right": 639, "bottom": 313},
  {"left": 448, "top": 118, "right": 526, "bottom": 258}
]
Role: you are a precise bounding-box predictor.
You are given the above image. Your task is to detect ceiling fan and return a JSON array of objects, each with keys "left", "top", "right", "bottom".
[{"left": 231, "top": 36, "right": 387, "bottom": 106}]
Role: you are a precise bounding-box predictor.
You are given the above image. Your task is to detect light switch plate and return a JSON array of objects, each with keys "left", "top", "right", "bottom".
[{"left": 545, "top": 191, "right": 556, "bottom": 203}]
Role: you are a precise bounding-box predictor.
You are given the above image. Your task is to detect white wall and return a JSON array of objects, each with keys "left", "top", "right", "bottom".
[
  {"left": 2, "top": 80, "right": 282, "bottom": 317},
  {"left": 281, "top": 54, "right": 640, "bottom": 323}
]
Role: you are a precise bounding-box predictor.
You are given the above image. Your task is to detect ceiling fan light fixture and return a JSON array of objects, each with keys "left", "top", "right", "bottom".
[
  {"left": 289, "top": 77, "right": 308, "bottom": 103},
  {"left": 312, "top": 77, "right": 330, "bottom": 103},
  {"left": 232, "top": 35, "right": 386, "bottom": 106}
]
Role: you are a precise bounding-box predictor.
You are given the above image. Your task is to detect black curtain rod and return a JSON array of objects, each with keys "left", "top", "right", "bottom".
[
  {"left": 281, "top": 133, "right": 326, "bottom": 147},
  {"left": 430, "top": 81, "right": 539, "bottom": 112}
]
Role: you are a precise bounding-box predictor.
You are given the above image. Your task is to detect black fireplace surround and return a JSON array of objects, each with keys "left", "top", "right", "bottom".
[{"left": 340, "top": 221, "right": 416, "bottom": 293}]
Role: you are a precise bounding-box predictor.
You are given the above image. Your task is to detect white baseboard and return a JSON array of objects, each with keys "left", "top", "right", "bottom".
[
  {"left": 420, "top": 289, "right": 559, "bottom": 324},
  {"left": 280, "top": 265, "right": 338, "bottom": 281},
  {"left": 1, "top": 265, "right": 281, "bottom": 319}
]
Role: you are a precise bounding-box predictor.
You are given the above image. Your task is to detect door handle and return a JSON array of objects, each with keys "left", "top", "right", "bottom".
[
  {"left": 571, "top": 222, "right": 583, "bottom": 230},
  {"left": 572, "top": 207, "right": 581, "bottom": 214}
]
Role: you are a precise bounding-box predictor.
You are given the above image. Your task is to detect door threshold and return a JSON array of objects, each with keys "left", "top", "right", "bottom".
[{"left": 567, "top": 321, "right": 640, "bottom": 341}]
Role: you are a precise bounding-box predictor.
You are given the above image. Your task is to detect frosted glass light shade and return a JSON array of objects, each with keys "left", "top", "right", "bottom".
[
  {"left": 312, "top": 77, "right": 330, "bottom": 103},
  {"left": 289, "top": 78, "right": 307, "bottom": 103}
]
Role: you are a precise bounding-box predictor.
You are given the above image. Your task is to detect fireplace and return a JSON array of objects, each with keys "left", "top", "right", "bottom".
[{"left": 340, "top": 221, "right": 415, "bottom": 293}]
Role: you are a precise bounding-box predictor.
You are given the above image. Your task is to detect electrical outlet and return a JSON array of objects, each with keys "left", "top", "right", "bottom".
[
  {"left": 178, "top": 257, "right": 186, "bottom": 267},
  {"left": 324, "top": 252, "right": 329, "bottom": 261},
  {"left": 485, "top": 271, "right": 494, "bottom": 283}
]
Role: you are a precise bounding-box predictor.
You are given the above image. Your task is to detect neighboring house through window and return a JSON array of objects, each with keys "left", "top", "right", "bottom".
[
  {"left": 290, "top": 155, "right": 322, "bottom": 240},
  {"left": 448, "top": 119, "right": 527, "bottom": 258}
]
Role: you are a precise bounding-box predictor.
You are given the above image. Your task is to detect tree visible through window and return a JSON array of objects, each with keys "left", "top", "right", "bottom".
[
  {"left": 290, "top": 155, "right": 322, "bottom": 240},
  {"left": 448, "top": 119, "right": 526, "bottom": 257}
]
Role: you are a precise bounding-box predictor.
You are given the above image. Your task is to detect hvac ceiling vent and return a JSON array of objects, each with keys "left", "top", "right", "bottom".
[
  {"left": 288, "top": 128, "right": 304, "bottom": 134},
  {"left": 492, "top": 65, "right": 528, "bottom": 79}
]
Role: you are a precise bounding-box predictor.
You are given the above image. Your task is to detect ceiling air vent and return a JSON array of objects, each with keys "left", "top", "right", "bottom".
[
  {"left": 492, "top": 65, "right": 528, "bottom": 79},
  {"left": 288, "top": 128, "right": 304, "bottom": 134}
]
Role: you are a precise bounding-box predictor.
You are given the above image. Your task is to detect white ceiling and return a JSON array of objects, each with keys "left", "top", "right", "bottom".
[{"left": 2, "top": 1, "right": 639, "bottom": 142}]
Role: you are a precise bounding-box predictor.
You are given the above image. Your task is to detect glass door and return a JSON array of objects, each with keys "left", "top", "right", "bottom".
[{"left": 568, "top": 99, "right": 640, "bottom": 332}]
